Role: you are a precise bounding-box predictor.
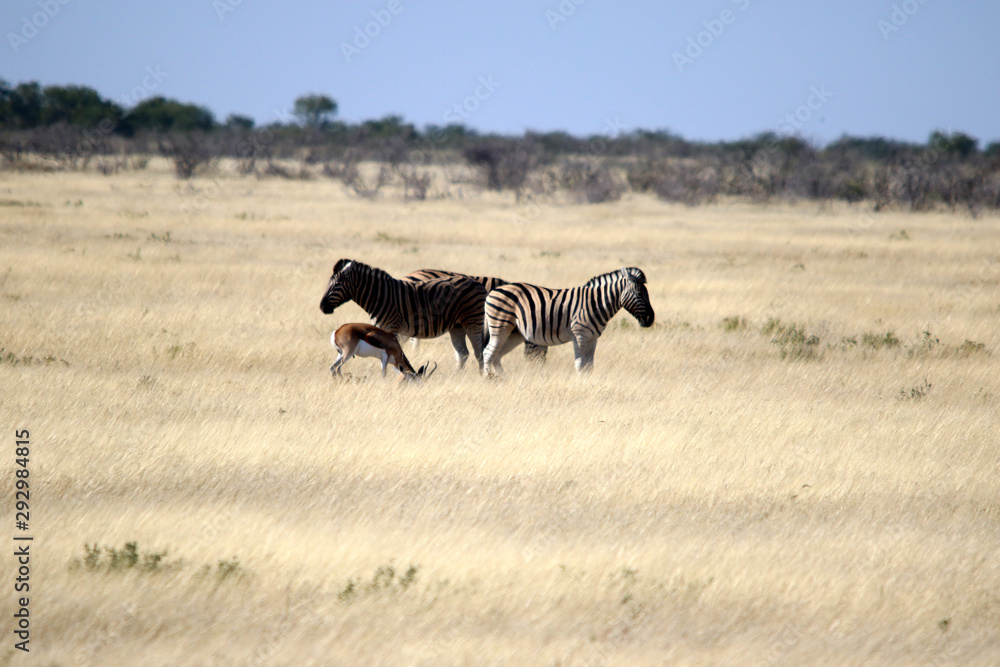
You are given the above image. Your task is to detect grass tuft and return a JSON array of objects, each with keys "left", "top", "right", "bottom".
[
  {"left": 721, "top": 316, "right": 749, "bottom": 332},
  {"left": 764, "top": 320, "right": 820, "bottom": 360},
  {"left": 861, "top": 331, "right": 900, "bottom": 350},
  {"left": 899, "top": 379, "right": 932, "bottom": 401},
  {"left": 338, "top": 563, "right": 419, "bottom": 603},
  {"left": 73, "top": 542, "right": 177, "bottom": 574}
]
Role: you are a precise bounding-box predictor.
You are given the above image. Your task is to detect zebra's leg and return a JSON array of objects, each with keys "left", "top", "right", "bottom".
[
  {"left": 449, "top": 328, "right": 470, "bottom": 369},
  {"left": 498, "top": 331, "right": 526, "bottom": 357},
  {"left": 483, "top": 324, "right": 512, "bottom": 376},
  {"left": 486, "top": 330, "right": 524, "bottom": 376},
  {"left": 572, "top": 336, "right": 598, "bottom": 374},
  {"left": 465, "top": 324, "right": 486, "bottom": 370}
]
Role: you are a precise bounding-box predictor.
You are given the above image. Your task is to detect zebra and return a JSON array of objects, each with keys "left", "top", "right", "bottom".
[
  {"left": 319, "top": 259, "right": 488, "bottom": 369},
  {"left": 482, "top": 267, "right": 654, "bottom": 375},
  {"left": 401, "top": 268, "right": 547, "bottom": 362},
  {"left": 401, "top": 268, "right": 507, "bottom": 294}
]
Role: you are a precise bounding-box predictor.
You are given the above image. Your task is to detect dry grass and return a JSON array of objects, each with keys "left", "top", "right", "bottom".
[{"left": 1, "top": 162, "right": 999, "bottom": 665}]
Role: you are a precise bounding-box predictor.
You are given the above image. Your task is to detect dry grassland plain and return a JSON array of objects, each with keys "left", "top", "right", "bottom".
[{"left": 1, "top": 161, "right": 999, "bottom": 665}]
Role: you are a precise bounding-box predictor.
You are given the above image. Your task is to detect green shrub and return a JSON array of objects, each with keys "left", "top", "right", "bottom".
[
  {"left": 766, "top": 320, "right": 820, "bottom": 360},
  {"left": 721, "top": 316, "right": 749, "bottom": 332},
  {"left": 74, "top": 541, "right": 174, "bottom": 573},
  {"left": 861, "top": 331, "right": 900, "bottom": 349}
]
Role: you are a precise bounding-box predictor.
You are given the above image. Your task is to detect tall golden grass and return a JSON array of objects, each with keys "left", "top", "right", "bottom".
[{"left": 1, "top": 161, "right": 998, "bottom": 665}]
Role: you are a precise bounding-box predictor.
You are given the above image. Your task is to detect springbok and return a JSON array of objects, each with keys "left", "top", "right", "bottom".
[{"left": 330, "top": 323, "right": 437, "bottom": 382}]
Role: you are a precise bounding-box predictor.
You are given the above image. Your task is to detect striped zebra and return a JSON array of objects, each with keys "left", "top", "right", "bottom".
[
  {"left": 482, "top": 267, "right": 654, "bottom": 374},
  {"left": 402, "top": 268, "right": 547, "bottom": 362},
  {"left": 319, "top": 259, "right": 488, "bottom": 369}
]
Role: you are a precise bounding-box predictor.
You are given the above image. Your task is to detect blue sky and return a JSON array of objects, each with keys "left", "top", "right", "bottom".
[{"left": 3, "top": 0, "right": 998, "bottom": 145}]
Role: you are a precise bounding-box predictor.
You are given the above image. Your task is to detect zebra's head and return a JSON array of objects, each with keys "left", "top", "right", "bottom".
[
  {"left": 618, "top": 267, "right": 655, "bottom": 328},
  {"left": 319, "top": 259, "right": 356, "bottom": 314}
]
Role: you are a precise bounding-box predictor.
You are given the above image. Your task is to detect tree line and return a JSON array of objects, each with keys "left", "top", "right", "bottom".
[{"left": 2, "top": 79, "right": 999, "bottom": 214}]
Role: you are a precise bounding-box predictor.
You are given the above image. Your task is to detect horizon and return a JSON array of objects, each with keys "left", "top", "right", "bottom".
[{"left": 3, "top": 1, "right": 998, "bottom": 147}]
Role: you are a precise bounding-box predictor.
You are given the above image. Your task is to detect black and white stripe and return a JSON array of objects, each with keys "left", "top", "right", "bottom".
[
  {"left": 482, "top": 267, "right": 654, "bottom": 374},
  {"left": 320, "top": 259, "right": 488, "bottom": 369},
  {"left": 402, "top": 268, "right": 507, "bottom": 294},
  {"left": 402, "top": 268, "right": 547, "bottom": 362}
]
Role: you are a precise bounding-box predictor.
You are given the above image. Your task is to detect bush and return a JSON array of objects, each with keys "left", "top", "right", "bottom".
[
  {"left": 646, "top": 161, "right": 721, "bottom": 206},
  {"left": 349, "top": 165, "right": 390, "bottom": 200},
  {"left": 579, "top": 165, "right": 625, "bottom": 203},
  {"left": 399, "top": 167, "right": 432, "bottom": 201},
  {"left": 762, "top": 319, "right": 820, "bottom": 360},
  {"left": 157, "top": 132, "right": 213, "bottom": 179},
  {"left": 463, "top": 140, "right": 537, "bottom": 193}
]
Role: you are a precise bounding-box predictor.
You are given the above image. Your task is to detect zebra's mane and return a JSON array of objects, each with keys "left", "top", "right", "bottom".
[
  {"left": 584, "top": 267, "right": 646, "bottom": 287},
  {"left": 335, "top": 259, "right": 397, "bottom": 284}
]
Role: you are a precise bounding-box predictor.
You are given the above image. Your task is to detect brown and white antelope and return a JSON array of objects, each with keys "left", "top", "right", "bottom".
[{"left": 330, "top": 323, "right": 437, "bottom": 382}]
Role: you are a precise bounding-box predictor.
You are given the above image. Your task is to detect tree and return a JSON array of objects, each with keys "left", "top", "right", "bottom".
[
  {"left": 360, "top": 114, "right": 415, "bottom": 141},
  {"left": 224, "top": 114, "right": 255, "bottom": 130},
  {"left": 40, "top": 85, "right": 124, "bottom": 128},
  {"left": 929, "top": 130, "right": 978, "bottom": 158},
  {"left": 422, "top": 123, "right": 476, "bottom": 149},
  {"left": 293, "top": 94, "right": 337, "bottom": 128},
  {"left": 129, "top": 96, "right": 215, "bottom": 132},
  {"left": 1, "top": 81, "right": 42, "bottom": 129},
  {"left": 823, "top": 135, "right": 915, "bottom": 162}
]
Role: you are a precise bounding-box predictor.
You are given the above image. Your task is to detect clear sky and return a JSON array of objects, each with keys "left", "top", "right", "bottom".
[{"left": 3, "top": 0, "right": 998, "bottom": 146}]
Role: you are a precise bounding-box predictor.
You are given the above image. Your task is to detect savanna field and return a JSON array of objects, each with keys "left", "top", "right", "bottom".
[{"left": 1, "top": 161, "right": 999, "bottom": 665}]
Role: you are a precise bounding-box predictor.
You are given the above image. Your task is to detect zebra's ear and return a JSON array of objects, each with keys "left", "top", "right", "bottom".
[
  {"left": 620, "top": 266, "right": 631, "bottom": 280},
  {"left": 333, "top": 259, "right": 353, "bottom": 275}
]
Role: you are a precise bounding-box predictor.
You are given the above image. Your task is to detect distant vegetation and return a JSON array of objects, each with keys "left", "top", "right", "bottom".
[{"left": 3, "top": 79, "right": 999, "bottom": 214}]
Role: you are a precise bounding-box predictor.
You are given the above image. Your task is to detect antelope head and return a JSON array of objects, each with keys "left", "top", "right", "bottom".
[{"left": 400, "top": 361, "right": 438, "bottom": 384}]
